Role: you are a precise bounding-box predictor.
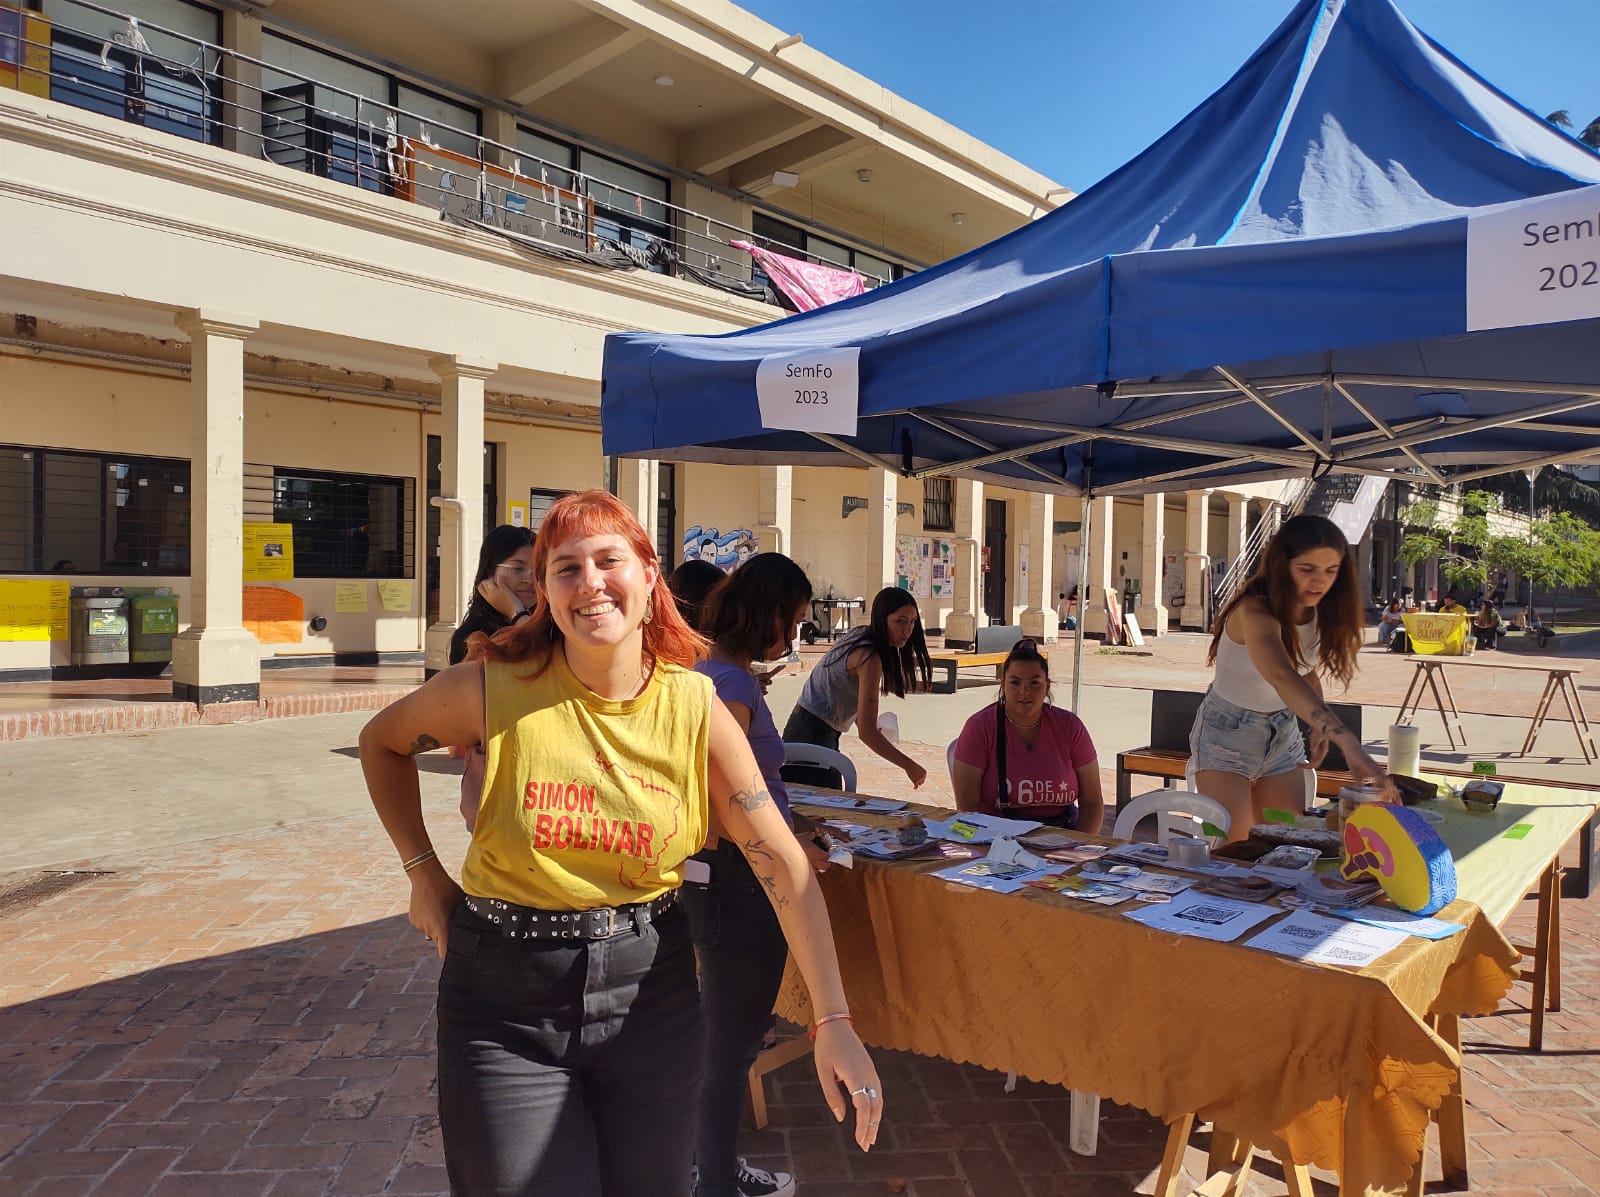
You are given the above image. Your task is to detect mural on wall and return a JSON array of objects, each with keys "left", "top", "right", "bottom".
[{"left": 682, "top": 525, "right": 757, "bottom": 572}]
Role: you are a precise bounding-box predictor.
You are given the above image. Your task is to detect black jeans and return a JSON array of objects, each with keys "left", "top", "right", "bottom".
[
  {"left": 436, "top": 899, "right": 705, "bottom": 1197},
  {"left": 680, "top": 841, "right": 791, "bottom": 1197},
  {"left": 781, "top": 705, "right": 847, "bottom": 789}
]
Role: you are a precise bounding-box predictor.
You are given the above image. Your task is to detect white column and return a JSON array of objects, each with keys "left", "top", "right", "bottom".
[
  {"left": 944, "top": 480, "right": 982, "bottom": 647},
  {"left": 1181, "top": 490, "right": 1211, "bottom": 632},
  {"left": 220, "top": 11, "right": 264, "bottom": 160},
  {"left": 613, "top": 458, "right": 659, "bottom": 547},
  {"left": 755, "top": 465, "right": 792, "bottom": 554},
  {"left": 425, "top": 355, "right": 495, "bottom": 673},
  {"left": 1226, "top": 494, "right": 1248, "bottom": 571},
  {"left": 1019, "top": 492, "right": 1056, "bottom": 642},
  {"left": 171, "top": 310, "right": 261, "bottom": 707},
  {"left": 863, "top": 468, "right": 897, "bottom": 626},
  {"left": 1356, "top": 527, "right": 1375, "bottom": 607},
  {"left": 1083, "top": 497, "right": 1116, "bottom": 638},
  {"left": 1136, "top": 494, "right": 1169, "bottom": 636}
]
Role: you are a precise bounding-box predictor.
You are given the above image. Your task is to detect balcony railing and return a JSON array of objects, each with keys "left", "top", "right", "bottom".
[{"left": 5, "top": 0, "right": 902, "bottom": 305}]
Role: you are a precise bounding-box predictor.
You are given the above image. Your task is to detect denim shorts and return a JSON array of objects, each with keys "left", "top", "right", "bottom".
[{"left": 1189, "top": 689, "right": 1305, "bottom": 782}]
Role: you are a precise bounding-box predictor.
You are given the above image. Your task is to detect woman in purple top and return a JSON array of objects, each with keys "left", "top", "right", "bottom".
[{"left": 670, "top": 553, "right": 816, "bottom": 1197}]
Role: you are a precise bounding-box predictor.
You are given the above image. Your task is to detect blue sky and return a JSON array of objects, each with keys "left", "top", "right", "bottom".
[{"left": 738, "top": 0, "right": 1600, "bottom": 192}]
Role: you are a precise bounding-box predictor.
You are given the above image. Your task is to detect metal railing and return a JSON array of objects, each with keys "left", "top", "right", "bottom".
[
  {"left": 8, "top": 0, "right": 903, "bottom": 302},
  {"left": 1210, "top": 476, "right": 1315, "bottom": 614}
]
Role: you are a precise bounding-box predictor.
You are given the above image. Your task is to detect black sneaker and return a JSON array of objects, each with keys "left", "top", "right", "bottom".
[{"left": 734, "top": 1158, "right": 795, "bottom": 1197}]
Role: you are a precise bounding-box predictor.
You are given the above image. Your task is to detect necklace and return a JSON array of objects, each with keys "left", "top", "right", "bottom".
[{"left": 1004, "top": 707, "right": 1042, "bottom": 732}]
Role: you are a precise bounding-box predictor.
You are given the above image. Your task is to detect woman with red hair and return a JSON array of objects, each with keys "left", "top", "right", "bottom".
[{"left": 360, "top": 490, "right": 880, "bottom": 1197}]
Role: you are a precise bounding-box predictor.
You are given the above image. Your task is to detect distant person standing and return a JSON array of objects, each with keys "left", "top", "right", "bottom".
[
  {"left": 449, "top": 525, "right": 536, "bottom": 666},
  {"left": 450, "top": 525, "right": 535, "bottom": 830}
]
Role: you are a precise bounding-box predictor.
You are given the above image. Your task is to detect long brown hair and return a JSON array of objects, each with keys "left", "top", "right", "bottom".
[
  {"left": 1207, "top": 513, "right": 1362, "bottom": 687},
  {"left": 468, "top": 489, "right": 704, "bottom": 675}
]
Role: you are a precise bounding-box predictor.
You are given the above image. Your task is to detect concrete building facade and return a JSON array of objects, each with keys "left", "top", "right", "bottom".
[{"left": 2, "top": 0, "right": 1291, "bottom": 698}]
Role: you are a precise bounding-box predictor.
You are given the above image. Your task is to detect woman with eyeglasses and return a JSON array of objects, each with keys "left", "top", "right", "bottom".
[
  {"left": 450, "top": 525, "right": 535, "bottom": 829},
  {"left": 360, "top": 491, "right": 882, "bottom": 1197},
  {"left": 951, "top": 638, "right": 1103, "bottom": 832},
  {"left": 782, "top": 587, "right": 933, "bottom": 789},
  {"left": 449, "top": 524, "right": 537, "bottom": 666}
]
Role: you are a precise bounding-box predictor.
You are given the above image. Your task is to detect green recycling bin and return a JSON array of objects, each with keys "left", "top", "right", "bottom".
[
  {"left": 70, "top": 587, "right": 129, "bottom": 666},
  {"left": 128, "top": 588, "right": 180, "bottom": 663}
]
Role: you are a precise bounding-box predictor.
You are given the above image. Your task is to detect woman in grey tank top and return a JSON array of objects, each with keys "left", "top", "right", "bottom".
[{"left": 784, "top": 587, "right": 933, "bottom": 789}]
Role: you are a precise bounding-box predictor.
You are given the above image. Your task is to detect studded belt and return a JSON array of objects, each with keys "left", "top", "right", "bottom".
[{"left": 462, "top": 891, "right": 678, "bottom": 941}]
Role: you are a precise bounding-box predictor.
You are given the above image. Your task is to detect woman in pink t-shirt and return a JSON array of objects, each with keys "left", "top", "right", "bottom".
[{"left": 951, "top": 639, "right": 1104, "bottom": 833}]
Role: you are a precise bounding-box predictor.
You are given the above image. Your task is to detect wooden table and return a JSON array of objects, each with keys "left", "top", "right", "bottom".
[
  {"left": 1397, "top": 654, "right": 1596, "bottom": 763},
  {"left": 781, "top": 797, "right": 1519, "bottom": 1196}
]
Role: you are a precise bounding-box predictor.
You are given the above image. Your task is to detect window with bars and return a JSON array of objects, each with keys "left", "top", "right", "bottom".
[
  {"left": 923, "top": 477, "right": 955, "bottom": 531},
  {"left": 272, "top": 466, "right": 413, "bottom": 578},
  {"left": 0, "top": 445, "right": 191, "bottom": 574}
]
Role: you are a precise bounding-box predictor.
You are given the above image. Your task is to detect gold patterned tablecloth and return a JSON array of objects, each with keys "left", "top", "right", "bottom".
[{"left": 779, "top": 802, "right": 1521, "bottom": 1196}]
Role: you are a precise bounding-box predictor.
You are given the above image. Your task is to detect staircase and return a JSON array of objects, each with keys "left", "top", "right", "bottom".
[
  {"left": 1210, "top": 477, "right": 1313, "bottom": 615},
  {"left": 1211, "top": 474, "right": 1391, "bottom": 616}
]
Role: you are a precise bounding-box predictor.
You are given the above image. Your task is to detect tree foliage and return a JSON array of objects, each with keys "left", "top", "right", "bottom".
[
  {"left": 1397, "top": 489, "right": 1600, "bottom": 617},
  {"left": 1545, "top": 109, "right": 1600, "bottom": 150}
]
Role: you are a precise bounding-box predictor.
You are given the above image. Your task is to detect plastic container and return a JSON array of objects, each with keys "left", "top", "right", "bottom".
[
  {"left": 128, "top": 588, "right": 180, "bottom": 663},
  {"left": 70, "top": 588, "right": 129, "bottom": 666},
  {"left": 1387, "top": 724, "right": 1421, "bottom": 778},
  {"left": 1338, "top": 783, "right": 1384, "bottom": 835}
]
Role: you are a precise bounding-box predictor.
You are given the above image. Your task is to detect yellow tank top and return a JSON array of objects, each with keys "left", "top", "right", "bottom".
[{"left": 461, "top": 652, "right": 712, "bottom": 910}]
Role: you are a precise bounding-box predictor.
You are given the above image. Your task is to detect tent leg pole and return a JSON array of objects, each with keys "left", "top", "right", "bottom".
[{"left": 1072, "top": 487, "right": 1093, "bottom": 714}]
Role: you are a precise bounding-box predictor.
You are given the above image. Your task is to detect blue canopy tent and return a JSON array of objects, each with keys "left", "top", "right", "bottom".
[{"left": 602, "top": 0, "right": 1600, "bottom": 499}]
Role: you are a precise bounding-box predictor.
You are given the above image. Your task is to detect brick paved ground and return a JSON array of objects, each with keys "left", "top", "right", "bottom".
[
  {"left": 1, "top": 736, "right": 1595, "bottom": 1197},
  {"left": 1, "top": 628, "right": 1596, "bottom": 1194}
]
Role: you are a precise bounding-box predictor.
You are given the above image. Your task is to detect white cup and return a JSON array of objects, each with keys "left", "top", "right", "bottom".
[
  {"left": 877, "top": 712, "right": 899, "bottom": 744},
  {"left": 1388, "top": 723, "right": 1421, "bottom": 778}
]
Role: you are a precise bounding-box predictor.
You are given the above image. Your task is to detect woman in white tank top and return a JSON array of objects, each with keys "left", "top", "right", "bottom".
[{"left": 1191, "top": 515, "right": 1395, "bottom": 840}]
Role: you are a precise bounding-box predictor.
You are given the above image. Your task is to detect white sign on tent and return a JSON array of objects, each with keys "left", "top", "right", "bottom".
[{"left": 1466, "top": 185, "right": 1600, "bottom": 333}]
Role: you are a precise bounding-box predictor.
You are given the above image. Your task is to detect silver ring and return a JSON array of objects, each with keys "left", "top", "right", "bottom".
[{"left": 849, "top": 1087, "right": 869, "bottom": 1097}]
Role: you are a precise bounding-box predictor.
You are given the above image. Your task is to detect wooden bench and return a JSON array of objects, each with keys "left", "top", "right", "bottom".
[
  {"left": 929, "top": 625, "right": 1044, "bottom": 694},
  {"left": 1114, "top": 689, "right": 1363, "bottom": 804}
]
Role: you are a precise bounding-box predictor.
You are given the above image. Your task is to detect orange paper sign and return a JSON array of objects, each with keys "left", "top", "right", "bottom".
[{"left": 242, "top": 586, "right": 304, "bottom": 644}]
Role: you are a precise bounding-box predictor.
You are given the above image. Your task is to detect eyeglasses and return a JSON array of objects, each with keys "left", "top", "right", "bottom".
[{"left": 496, "top": 564, "right": 535, "bottom": 581}]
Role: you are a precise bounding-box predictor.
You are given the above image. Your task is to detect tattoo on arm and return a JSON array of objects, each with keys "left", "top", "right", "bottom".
[
  {"left": 739, "top": 838, "right": 790, "bottom": 908},
  {"left": 730, "top": 773, "right": 775, "bottom": 814},
  {"left": 1308, "top": 706, "right": 1346, "bottom": 742},
  {"left": 409, "top": 733, "right": 441, "bottom": 755}
]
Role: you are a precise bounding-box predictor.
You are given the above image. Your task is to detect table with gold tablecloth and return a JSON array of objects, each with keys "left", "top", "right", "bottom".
[{"left": 780, "top": 800, "right": 1520, "bottom": 1196}]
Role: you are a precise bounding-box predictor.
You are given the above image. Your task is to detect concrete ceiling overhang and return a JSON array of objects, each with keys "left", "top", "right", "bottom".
[{"left": 261, "top": 0, "right": 1068, "bottom": 261}]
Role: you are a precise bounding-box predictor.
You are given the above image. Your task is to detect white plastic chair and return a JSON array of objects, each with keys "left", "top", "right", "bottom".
[
  {"left": 780, "top": 742, "right": 858, "bottom": 792},
  {"left": 946, "top": 739, "right": 959, "bottom": 786},
  {"left": 1112, "top": 789, "right": 1232, "bottom": 845}
]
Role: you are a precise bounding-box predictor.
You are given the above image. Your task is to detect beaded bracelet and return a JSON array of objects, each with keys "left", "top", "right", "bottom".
[
  {"left": 401, "top": 848, "right": 437, "bottom": 873},
  {"left": 808, "top": 1011, "right": 854, "bottom": 1041}
]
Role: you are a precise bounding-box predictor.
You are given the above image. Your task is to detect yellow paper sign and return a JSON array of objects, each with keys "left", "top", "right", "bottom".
[
  {"left": 377, "top": 579, "right": 414, "bottom": 612},
  {"left": 1402, "top": 612, "right": 1468, "bottom": 656},
  {"left": 0, "top": 580, "right": 70, "bottom": 641},
  {"left": 335, "top": 582, "right": 368, "bottom": 613},
  {"left": 242, "top": 585, "right": 304, "bottom": 643},
  {"left": 243, "top": 523, "right": 295, "bottom": 581}
]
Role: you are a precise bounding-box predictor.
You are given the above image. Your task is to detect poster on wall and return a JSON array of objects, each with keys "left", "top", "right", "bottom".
[
  {"left": 895, "top": 535, "right": 932, "bottom": 599},
  {"left": 682, "top": 525, "right": 756, "bottom": 572},
  {"left": 243, "top": 523, "right": 295, "bottom": 581},
  {"left": 242, "top": 585, "right": 304, "bottom": 643},
  {"left": 1163, "top": 553, "right": 1184, "bottom": 605},
  {"left": 929, "top": 538, "right": 955, "bottom": 599},
  {"left": 0, "top": 579, "right": 70, "bottom": 641}
]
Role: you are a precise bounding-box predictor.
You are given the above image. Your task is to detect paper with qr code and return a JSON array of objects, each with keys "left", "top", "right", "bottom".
[
  {"left": 1245, "top": 908, "right": 1409, "bottom": 966},
  {"left": 1122, "top": 887, "right": 1280, "bottom": 942}
]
